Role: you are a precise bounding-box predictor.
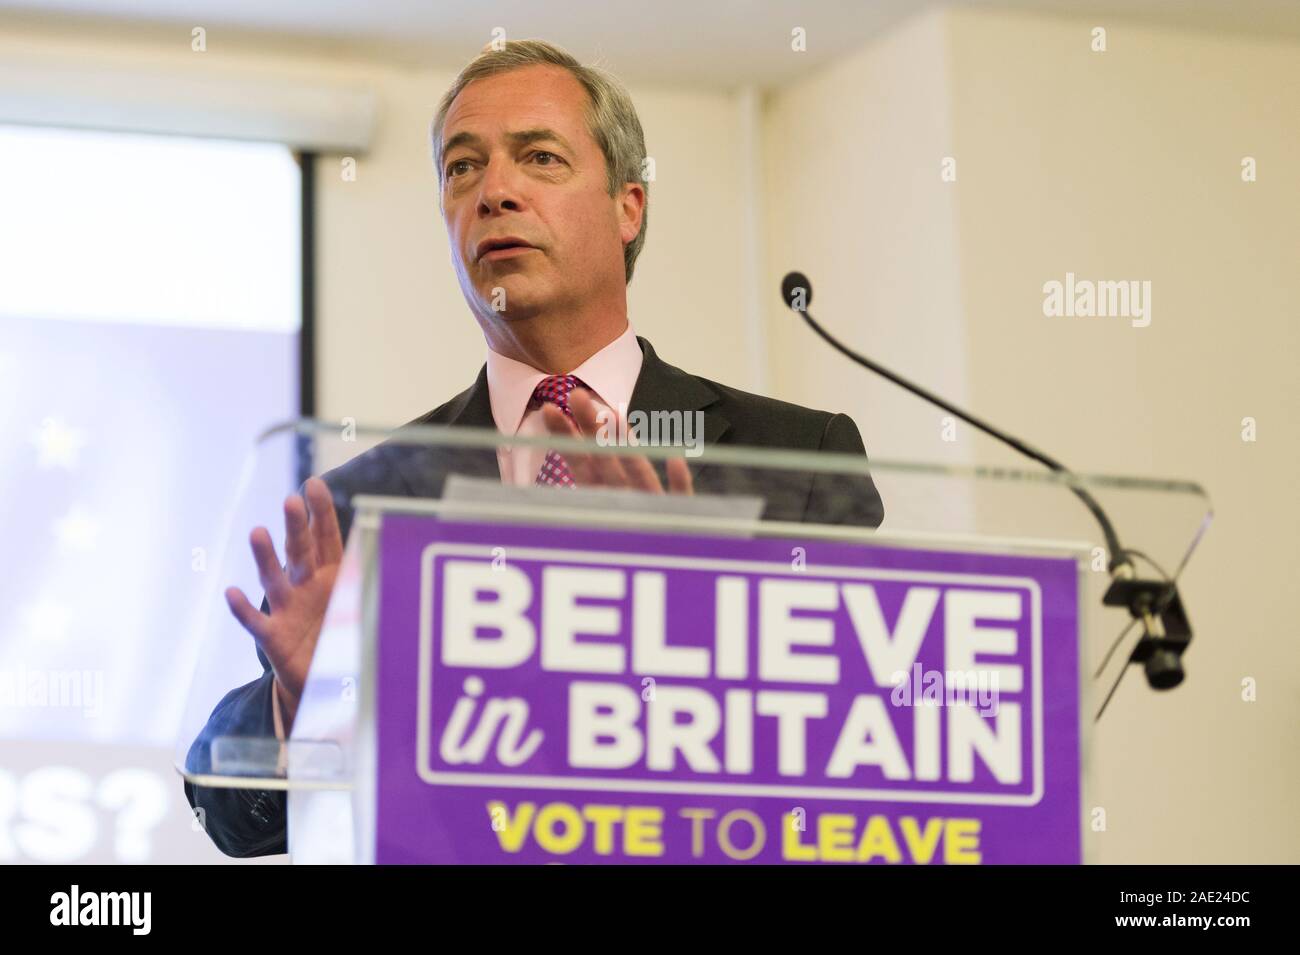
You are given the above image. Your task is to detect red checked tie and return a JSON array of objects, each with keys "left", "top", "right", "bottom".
[{"left": 530, "top": 374, "right": 586, "bottom": 487}]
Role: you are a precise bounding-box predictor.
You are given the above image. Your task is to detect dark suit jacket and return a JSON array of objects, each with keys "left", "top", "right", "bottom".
[{"left": 184, "top": 336, "right": 884, "bottom": 857}]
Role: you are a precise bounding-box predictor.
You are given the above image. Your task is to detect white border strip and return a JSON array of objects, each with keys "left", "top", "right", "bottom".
[{"left": 413, "top": 542, "right": 1047, "bottom": 807}]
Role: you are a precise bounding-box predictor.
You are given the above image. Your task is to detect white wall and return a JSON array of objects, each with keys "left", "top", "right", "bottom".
[
  {"left": 763, "top": 10, "right": 979, "bottom": 545},
  {"left": 945, "top": 6, "right": 1300, "bottom": 863},
  {"left": 763, "top": 9, "right": 969, "bottom": 464}
]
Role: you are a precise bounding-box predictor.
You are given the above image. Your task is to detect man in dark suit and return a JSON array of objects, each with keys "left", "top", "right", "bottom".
[{"left": 184, "top": 39, "right": 884, "bottom": 858}]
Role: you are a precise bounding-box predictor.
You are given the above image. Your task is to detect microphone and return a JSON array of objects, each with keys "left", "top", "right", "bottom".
[{"left": 781, "top": 271, "right": 1192, "bottom": 702}]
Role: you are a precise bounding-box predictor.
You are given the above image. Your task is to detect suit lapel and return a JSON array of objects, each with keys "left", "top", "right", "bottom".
[
  {"left": 388, "top": 364, "right": 499, "bottom": 495},
  {"left": 626, "top": 337, "right": 736, "bottom": 494},
  {"left": 443, "top": 364, "right": 496, "bottom": 429},
  {"left": 627, "top": 337, "right": 731, "bottom": 446}
]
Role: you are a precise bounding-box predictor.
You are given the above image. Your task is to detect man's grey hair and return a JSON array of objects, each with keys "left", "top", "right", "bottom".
[{"left": 430, "top": 39, "right": 649, "bottom": 284}]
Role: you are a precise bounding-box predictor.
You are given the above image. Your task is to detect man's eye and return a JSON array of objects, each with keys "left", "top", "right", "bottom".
[
  {"left": 446, "top": 159, "right": 472, "bottom": 178},
  {"left": 531, "top": 151, "right": 560, "bottom": 166}
]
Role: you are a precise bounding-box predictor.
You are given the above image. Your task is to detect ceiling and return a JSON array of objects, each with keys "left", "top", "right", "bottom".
[{"left": 2, "top": 0, "right": 1297, "bottom": 87}]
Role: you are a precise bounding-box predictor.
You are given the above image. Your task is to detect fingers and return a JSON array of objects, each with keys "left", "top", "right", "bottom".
[
  {"left": 249, "top": 526, "right": 287, "bottom": 604},
  {"left": 282, "top": 494, "right": 315, "bottom": 585},
  {"left": 568, "top": 391, "right": 633, "bottom": 486},
  {"left": 541, "top": 403, "right": 606, "bottom": 486},
  {"left": 666, "top": 457, "right": 694, "bottom": 495},
  {"left": 225, "top": 586, "right": 271, "bottom": 643},
  {"left": 304, "top": 477, "right": 344, "bottom": 564},
  {"left": 538, "top": 392, "right": 695, "bottom": 495},
  {"left": 624, "top": 456, "right": 665, "bottom": 493},
  {"left": 233, "top": 482, "right": 341, "bottom": 656},
  {"left": 567, "top": 389, "right": 609, "bottom": 440},
  {"left": 541, "top": 400, "right": 581, "bottom": 440}
]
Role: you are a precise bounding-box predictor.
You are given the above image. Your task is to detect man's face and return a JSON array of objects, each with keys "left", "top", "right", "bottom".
[{"left": 439, "top": 64, "right": 643, "bottom": 324}]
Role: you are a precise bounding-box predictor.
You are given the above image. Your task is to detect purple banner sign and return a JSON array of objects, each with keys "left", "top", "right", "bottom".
[{"left": 374, "top": 514, "right": 1082, "bottom": 864}]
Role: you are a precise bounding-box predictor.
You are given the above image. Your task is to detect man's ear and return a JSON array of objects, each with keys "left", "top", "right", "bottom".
[{"left": 617, "top": 181, "right": 646, "bottom": 246}]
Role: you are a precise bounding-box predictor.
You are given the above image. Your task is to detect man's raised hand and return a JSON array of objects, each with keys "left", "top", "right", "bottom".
[{"left": 223, "top": 476, "right": 343, "bottom": 732}]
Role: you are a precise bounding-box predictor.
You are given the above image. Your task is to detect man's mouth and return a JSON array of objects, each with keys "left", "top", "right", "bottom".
[{"left": 476, "top": 237, "right": 537, "bottom": 262}]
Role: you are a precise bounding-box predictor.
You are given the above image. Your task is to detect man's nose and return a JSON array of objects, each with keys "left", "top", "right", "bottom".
[{"left": 476, "top": 158, "right": 524, "bottom": 216}]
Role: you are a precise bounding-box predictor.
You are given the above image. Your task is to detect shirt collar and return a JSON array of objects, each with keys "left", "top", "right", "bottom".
[{"left": 485, "top": 322, "right": 644, "bottom": 435}]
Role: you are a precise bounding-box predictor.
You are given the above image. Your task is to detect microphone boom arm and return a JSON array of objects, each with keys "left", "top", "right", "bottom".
[{"left": 780, "top": 271, "right": 1193, "bottom": 698}]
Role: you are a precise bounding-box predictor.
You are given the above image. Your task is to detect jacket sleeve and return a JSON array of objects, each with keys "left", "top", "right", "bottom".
[
  {"left": 182, "top": 598, "right": 289, "bottom": 858},
  {"left": 803, "top": 412, "right": 886, "bottom": 529}
]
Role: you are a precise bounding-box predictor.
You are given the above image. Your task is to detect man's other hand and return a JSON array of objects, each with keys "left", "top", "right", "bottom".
[{"left": 540, "top": 389, "right": 693, "bottom": 494}]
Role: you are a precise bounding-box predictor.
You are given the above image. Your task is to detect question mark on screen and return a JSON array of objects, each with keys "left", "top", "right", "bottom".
[{"left": 97, "top": 769, "right": 169, "bottom": 863}]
